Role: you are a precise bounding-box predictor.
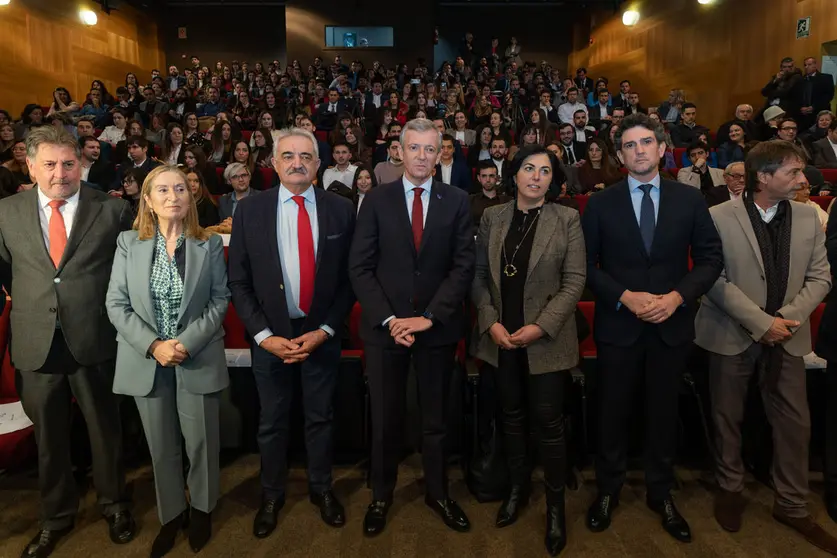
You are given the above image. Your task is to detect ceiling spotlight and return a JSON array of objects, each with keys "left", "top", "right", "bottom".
[
  {"left": 79, "top": 9, "right": 98, "bottom": 26},
  {"left": 622, "top": 10, "right": 640, "bottom": 26},
  {"left": 0, "top": 0, "right": 11, "bottom": 6},
  {"left": 698, "top": 0, "right": 715, "bottom": 4}
]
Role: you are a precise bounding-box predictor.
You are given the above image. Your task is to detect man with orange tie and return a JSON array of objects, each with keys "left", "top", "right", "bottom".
[
  {"left": 349, "top": 118, "right": 476, "bottom": 536},
  {"left": 0, "top": 126, "right": 135, "bottom": 558},
  {"left": 228, "top": 127, "right": 356, "bottom": 540}
]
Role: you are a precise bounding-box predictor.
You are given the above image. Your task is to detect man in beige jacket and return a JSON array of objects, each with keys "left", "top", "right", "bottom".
[{"left": 694, "top": 140, "right": 835, "bottom": 554}]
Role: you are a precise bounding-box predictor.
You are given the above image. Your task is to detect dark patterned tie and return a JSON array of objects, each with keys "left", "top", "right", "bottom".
[{"left": 639, "top": 184, "right": 655, "bottom": 254}]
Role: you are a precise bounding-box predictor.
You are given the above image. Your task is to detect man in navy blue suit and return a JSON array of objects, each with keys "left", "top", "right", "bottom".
[
  {"left": 314, "top": 88, "right": 350, "bottom": 132},
  {"left": 434, "top": 134, "right": 472, "bottom": 192},
  {"left": 581, "top": 113, "right": 723, "bottom": 543},
  {"left": 228, "top": 127, "right": 356, "bottom": 540}
]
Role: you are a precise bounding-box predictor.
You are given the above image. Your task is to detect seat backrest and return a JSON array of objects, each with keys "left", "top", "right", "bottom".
[{"left": 577, "top": 301, "right": 596, "bottom": 357}]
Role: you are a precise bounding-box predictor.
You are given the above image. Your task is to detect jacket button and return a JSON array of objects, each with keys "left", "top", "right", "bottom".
[
  {"left": 178, "top": 323, "right": 184, "bottom": 330},
  {"left": 49, "top": 307, "right": 56, "bottom": 313},
  {"left": 280, "top": 284, "right": 284, "bottom": 290},
  {"left": 53, "top": 278, "right": 61, "bottom": 284}
]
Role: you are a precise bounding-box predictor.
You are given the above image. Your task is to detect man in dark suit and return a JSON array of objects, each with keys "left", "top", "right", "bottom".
[
  {"left": 612, "top": 80, "right": 633, "bottom": 109},
  {"left": 228, "top": 127, "right": 356, "bottom": 540},
  {"left": 574, "top": 67, "right": 593, "bottom": 95},
  {"left": 112, "top": 135, "right": 160, "bottom": 190},
  {"left": 435, "top": 134, "right": 472, "bottom": 192},
  {"left": 624, "top": 92, "right": 647, "bottom": 116},
  {"left": 558, "top": 123, "right": 588, "bottom": 167},
  {"left": 314, "top": 88, "right": 350, "bottom": 132},
  {"left": 812, "top": 120, "right": 837, "bottom": 168},
  {"left": 349, "top": 119, "right": 476, "bottom": 537},
  {"left": 79, "top": 136, "right": 115, "bottom": 192},
  {"left": 0, "top": 126, "right": 136, "bottom": 558},
  {"left": 670, "top": 103, "right": 710, "bottom": 147},
  {"left": 581, "top": 113, "right": 723, "bottom": 543},
  {"left": 297, "top": 115, "right": 333, "bottom": 169},
  {"left": 793, "top": 57, "right": 835, "bottom": 130}
]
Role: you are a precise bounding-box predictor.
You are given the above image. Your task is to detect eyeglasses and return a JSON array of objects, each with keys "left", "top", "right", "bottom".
[
  {"left": 725, "top": 173, "right": 745, "bottom": 180},
  {"left": 231, "top": 173, "right": 249, "bottom": 181}
]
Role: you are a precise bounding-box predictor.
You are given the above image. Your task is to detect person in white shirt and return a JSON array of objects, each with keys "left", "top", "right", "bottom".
[
  {"left": 322, "top": 142, "right": 358, "bottom": 188},
  {"left": 97, "top": 109, "right": 128, "bottom": 147},
  {"left": 557, "top": 87, "right": 587, "bottom": 124},
  {"left": 723, "top": 162, "right": 746, "bottom": 202},
  {"left": 592, "top": 89, "right": 612, "bottom": 121},
  {"left": 573, "top": 110, "right": 594, "bottom": 143}
]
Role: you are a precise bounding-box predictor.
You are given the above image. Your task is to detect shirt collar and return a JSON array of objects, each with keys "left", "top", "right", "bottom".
[
  {"left": 279, "top": 183, "right": 316, "bottom": 204},
  {"left": 402, "top": 175, "right": 432, "bottom": 194},
  {"left": 627, "top": 173, "right": 661, "bottom": 192},
  {"left": 37, "top": 186, "right": 81, "bottom": 210}
]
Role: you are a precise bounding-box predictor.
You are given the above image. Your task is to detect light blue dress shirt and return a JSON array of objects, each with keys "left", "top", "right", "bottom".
[
  {"left": 381, "top": 176, "right": 433, "bottom": 327},
  {"left": 254, "top": 184, "right": 334, "bottom": 346},
  {"left": 627, "top": 173, "right": 661, "bottom": 226}
]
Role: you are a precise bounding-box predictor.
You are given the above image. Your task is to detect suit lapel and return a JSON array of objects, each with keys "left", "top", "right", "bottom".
[
  {"left": 177, "top": 237, "right": 207, "bottom": 322},
  {"left": 651, "top": 181, "right": 676, "bottom": 257},
  {"left": 489, "top": 202, "right": 513, "bottom": 291},
  {"left": 391, "top": 182, "right": 416, "bottom": 256},
  {"left": 313, "top": 187, "right": 327, "bottom": 271},
  {"left": 25, "top": 190, "right": 54, "bottom": 269},
  {"left": 732, "top": 201, "right": 765, "bottom": 274},
  {"left": 265, "top": 188, "right": 283, "bottom": 274},
  {"left": 131, "top": 236, "right": 155, "bottom": 323},
  {"left": 527, "top": 205, "right": 556, "bottom": 280},
  {"left": 59, "top": 187, "right": 102, "bottom": 272}
]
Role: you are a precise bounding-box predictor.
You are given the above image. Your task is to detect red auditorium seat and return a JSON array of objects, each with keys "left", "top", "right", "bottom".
[
  {"left": 241, "top": 130, "right": 253, "bottom": 143},
  {"left": 575, "top": 194, "right": 589, "bottom": 215},
  {"left": 315, "top": 130, "right": 328, "bottom": 144},
  {"left": 461, "top": 146, "right": 469, "bottom": 159},
  {"left": 822, "top": 169, "right": 837, "bottom": 185},
  {"left": 153, "top": 145, "right": 161, "bottom": 158},
  {"left": 258, "top": 167, "right": 275, "bottom": 189},
  {"left": 222, "top": 302, "right": 249, "bottom": 349},
  {"left": 0, "top": 299, "right": 36, "bottom": 470},
  {"left": 215, "top": 167, "right": 224, "bottom": 182},
  {"left": 577, "top": 301, "right": 596, "bottom": 358},
  {"left": 811, "top": 196, "right": 832, "bottom": 211},
  {"left": 811, "top": 303, "right": 825, "bottom": 348},
  {"left": 673, "top": 148, "right": 686, "bottom": 167}
]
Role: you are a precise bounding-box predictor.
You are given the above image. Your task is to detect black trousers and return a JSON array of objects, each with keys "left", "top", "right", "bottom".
[
  {"left": 15, "top": 330, "right": 129, "bottom": 530},
  {"left": 825, "top": 363, "right": 837, "bottom": 493},
  {"left": 495, "top": 347, "right": 566, "bottom": 499},
  {"left": 251, "top": 319, "right": 340, "bottom": 500},
  {"left": 366, "top": 342, "right": 456, "bottom": 502},
  {"left": 595, "top": 328, "right": 690, "bottom": 501}
]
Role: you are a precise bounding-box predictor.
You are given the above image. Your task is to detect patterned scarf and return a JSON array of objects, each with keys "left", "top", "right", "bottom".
[
  {"left": 149, "top": 230, "right": 185, "bottom": 340},
  {"left": 744, "top": 198, "right": 792, "bottom": 388}
]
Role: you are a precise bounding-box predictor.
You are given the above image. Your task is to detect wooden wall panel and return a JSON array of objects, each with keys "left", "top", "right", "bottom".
[
  {"left": 0, "top": 1, "right": 164, "bottom": 119},
  {"left": 569, "top": 0, "right": 837, "bottom": 129}
]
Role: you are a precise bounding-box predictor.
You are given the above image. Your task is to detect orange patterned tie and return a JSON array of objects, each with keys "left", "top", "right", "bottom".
[{"left": 48, "top": 200, "right": 67, "bottom": 268}]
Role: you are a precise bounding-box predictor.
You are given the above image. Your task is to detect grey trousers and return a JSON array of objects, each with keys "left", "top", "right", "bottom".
[
  {"left": 134, "top": 366, "right": 222, "bottom": 525},
  {"left": 709, "top": 344, "right": 810, "bottom": 518}
]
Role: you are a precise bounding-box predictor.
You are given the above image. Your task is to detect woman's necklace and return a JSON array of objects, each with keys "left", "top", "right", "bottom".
[{"left": 502, "top": 208, "right": 541, "bottom": 277}]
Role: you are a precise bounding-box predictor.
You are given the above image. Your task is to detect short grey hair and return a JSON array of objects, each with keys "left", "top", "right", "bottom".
[
  {"left": 724, "top": 161, "right": 744, "bottom": 174},
  {"left": 399, "top": 118, "right": 442, "bottom": 151},
  {"left": 735, "top": 104, "right": 754, "bottom": 114},
  {"left": 25, "top": 125, "right": 80, "bottom": 161},
  {"left": 817, "top": 109, "right": 835, "bottom": 120},
  {"left": 223, "top": 162, "right": 250, "bottom": 183},
  {"left": 613, "top": 113, "right": 667, "bottom": 151},
  {"left": 273, "top": 127, "right": 319, "bottom": 161}
]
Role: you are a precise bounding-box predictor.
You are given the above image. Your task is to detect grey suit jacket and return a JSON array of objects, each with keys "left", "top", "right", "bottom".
[
  {"left": 457, "top": 129, "right": 477, "bottom": 147},
  {"left": 677, "top": 166, "right": 726, "bottom": 189},
  {"left": 470, "top": 201, "right": 586, "bottom": 374},
  {"left": 0, "top": 186, "right": 132, "bottom": 371},
  {"left": 813, "top": 137, "right": 837, "bottom": 169},
  {"left": 694, "top": 199, "right": 831, "bottom": 357},
  {"left": 218, "top": 188, "right": 260, "bottom": 221},
  {"left": 107, "top": 231, "right": 230, "bottom": 396}
]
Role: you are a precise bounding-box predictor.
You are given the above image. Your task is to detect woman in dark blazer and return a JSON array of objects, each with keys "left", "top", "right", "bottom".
[
  {"left": 106, "top": 165, "right": 229, "bottom": 557},
  {"left": 471, "top": 145, "right": 586, "bottom": 556}
]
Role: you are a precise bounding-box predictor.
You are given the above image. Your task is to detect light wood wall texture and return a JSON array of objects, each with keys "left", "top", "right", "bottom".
[
  {"left": 568, "top": 0, "right": 837, "bottom": 129},
  {"left": 0, "top": 0, "right": 164, "bottom": 118}
]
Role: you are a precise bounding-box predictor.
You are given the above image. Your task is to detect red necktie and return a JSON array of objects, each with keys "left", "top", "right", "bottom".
[
  {"left": 411, "top": 187, "right": 423, "bottom": 249},
  {"left": 48, "top": 200, "right": 67, "bottom": 268},
  {"left": 292, "top": 196, "right": 315, "bottom": 314}
]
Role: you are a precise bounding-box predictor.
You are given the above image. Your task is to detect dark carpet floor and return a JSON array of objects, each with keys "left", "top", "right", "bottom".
[{"left": 0, "top": 454, "right": 835, "bottom": 557}]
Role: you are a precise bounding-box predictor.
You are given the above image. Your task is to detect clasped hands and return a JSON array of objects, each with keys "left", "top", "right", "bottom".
[
  {"left": 489, "top": 322, "right": 545, "bottom": 350},
  {"left": 150, "top": 339, "right": 189, "bottom": 367},
  {"left": 620, "top": 290, "right": 683, "bottom": 324},
  {"left": 388, "top": 317, "right": 434, "bottom": 347},
  {"left": 261, "top": 329, "right": 330, "bottom": 364},
  {"left": 760, "top": 316, "right": 800, "bottom": 346}
]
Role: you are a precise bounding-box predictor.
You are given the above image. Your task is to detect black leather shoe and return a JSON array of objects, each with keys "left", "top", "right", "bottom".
[
  {"left": 647, "top": 497, "right": 692, "bottom": 543},
  {"left": 363, "top": 500, "right": 390, "bottom": 537},
  {"left": 826, "top": 492, "right": 837, "bottom": 524},
  {"left": 253, "top": 498, "right": 283, "bottom": 539},
  {"left": 586, "top": 493, "right": 618, "bottom": 532},
  {"left": 106, "top": 511, "right": 136, "bottom": 545},
  {"left": 496, "top": 485, "right": 530, "bottom": 528},
  {"left": 545, "top": 496, "right": 567, "bottom": 556},
  {"left": 188, "top": 508, "right": 212, "bottom": 553},
  {"left": 151, "top": 510, "right": 188, "bottom": 558},
  {"left": 310, "top": 490, "right": 346, "bottom": 527},
  {"left": 425, "top": 497, "right": 471, "bottom": 533},
  {"left": 20, "top": 526, "right": 73, "bottom": 558}
]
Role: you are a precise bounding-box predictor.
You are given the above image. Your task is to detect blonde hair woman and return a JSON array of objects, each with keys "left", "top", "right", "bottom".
[{"left": 106, "top": 165, "right": 229, "bottom": 557}]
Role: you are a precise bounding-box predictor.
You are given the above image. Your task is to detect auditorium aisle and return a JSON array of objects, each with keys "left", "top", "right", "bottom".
[{"left": 0, "top": 456, "right": 834, "bottom": 557}]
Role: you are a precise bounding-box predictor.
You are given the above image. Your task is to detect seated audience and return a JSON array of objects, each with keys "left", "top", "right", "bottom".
[
  {"left": 704, "top": 161, "right": 746, "bottom": 207},
  {"left": 670, "top": 102, "right": 709, "bottom": 147},
  {"left": 0, "top": 124, "right": 15, "bottom": 163},
  {"left": 113, "top": 135, "right": 161, "bottom": 189},
  {"left": 775, "top": 118, "right": 813, "bottom": 163},
  {"left": 186, "top": 169, "right": 221, "bottom": 228},
  {"left": 557, "top": 122, "right": 587, "bottom": 167},
  {"left": 577, "top": 138, "right": 622, "bottom": 194},
  {"left": 803, "top": 110, "right": 834, "bottom": 146},
  {"left": 162, "top": 123, "right": 186, "bottom": 166},
  {"left": 677, "top": 141, "right": 726, "bottom": 194},
  {"left": 2, "top": 139, "right": 32, "bottom": 188},
  {"left": 323, "top": 142, "right": 358, "bottom": 189},
  {"left": 557, "top": 87, "right": 587, "bottom": 124},
  {"left": 716, "top": 104, "right": 759, "bottom": 146},
  {"left": 451, "top": 110, "right": 476, "bottom": 146},
  {"left": 793, "top": 172, "right": 828, "bottom": 230},
  {"left": 184, "top": 145, "right": 224, "bottom": 195},
  {"left": 812, "top": 119, "right": 837, "bottom": 169},
  {"left": 716, "top": 121, "right": 756, "bottom": 169},
  {"left": 98, "top": 108, "right": 129, "bottom": 148}
]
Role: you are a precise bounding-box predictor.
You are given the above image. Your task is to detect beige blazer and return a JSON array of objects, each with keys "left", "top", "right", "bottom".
[
  {"left": 470, "top": 202, "right": 586, "bottom": 374},
  {"left": 694, "top": 199, "right": 831, "bottom": 356},
  {"left": 677, "top": 166, "right": 726, "bottom": 189}
]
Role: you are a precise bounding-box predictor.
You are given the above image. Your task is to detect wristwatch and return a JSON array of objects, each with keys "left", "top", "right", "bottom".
[{"left": 422, "top": 311, "right": 436, "bottom": 325}]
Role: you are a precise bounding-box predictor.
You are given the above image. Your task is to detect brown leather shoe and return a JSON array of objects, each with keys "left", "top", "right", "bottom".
[
  {"left": 773, "top": 509, "right": 837, "bottom": 555},
  {"left": 714, "top": 489, "right": 746, "bottom": 532}
]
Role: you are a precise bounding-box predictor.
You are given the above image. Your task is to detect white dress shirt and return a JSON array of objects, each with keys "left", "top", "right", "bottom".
[
  {"left": 756, "top": 203, "right": 778, "bottom": 223},
  {"left": 558, "top": 102, "right": 587, "bottom": 124},
  {"left": 97, "top": 125, "right": 126, "bottom": 145},
  {"left": 596, "top": 103, "right": 609, "bottom": 119},
  {"left": 37, "top": 187, "right": 80, "bottom": 251},
  {"left": 253, "top": 184, "right": 334, "bottom": 345},
  {"left": 440, "top": 161, "right": 453, "bottom": 185},
  {"left": 322, "top": 164, "right": 358, "bottom": 189},
  {"left": 80, "top": 162, "right": 92, "bottom": 182},
  {"left": 372, "top": 94, "right": 382, "bottom": 108},
  {"left": 166, "top": 144, "right": 182, "bottom": 166},
  {"left": 328, "top": 102, "right": 337, "bottom": 113},
  {"left": 493, "top": 158, "right": 504, "bottom": 179},
  {"left": 356, "top": 192, "right": 365, "bottom": 214}
]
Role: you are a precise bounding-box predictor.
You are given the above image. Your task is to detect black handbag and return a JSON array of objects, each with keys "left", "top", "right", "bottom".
[{"left": 465, "top": 366, "right": 510, "bottom": 502}]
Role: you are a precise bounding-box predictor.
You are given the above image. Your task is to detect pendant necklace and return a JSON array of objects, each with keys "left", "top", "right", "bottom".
[{"left": 502, "top": 208, "right": 540, "bottom": 277}]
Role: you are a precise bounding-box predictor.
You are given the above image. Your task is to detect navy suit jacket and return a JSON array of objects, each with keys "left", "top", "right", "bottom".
[
  {"left": 580, "top": 178, "right": 723, "bottom": 347},
  {"left": 434, "top": 159, "right": 472, "bottom": 192},
  {"left": 348, "top": 180, "right": 475, "bottom": 347},
  {"left": 228, "top": 186, "right": 356, "bottom": 359}
]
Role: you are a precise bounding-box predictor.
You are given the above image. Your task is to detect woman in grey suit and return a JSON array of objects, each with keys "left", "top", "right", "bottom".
[
  {"left": 106, "top": 164, "right": 230, "bottom": 557},
  {"left": 471, "top": 146, "right": 586, "bottom": 556}
]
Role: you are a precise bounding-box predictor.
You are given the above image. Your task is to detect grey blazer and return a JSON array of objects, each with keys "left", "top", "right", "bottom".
[
  {"left": 0, "top": 186, "right": 132, "bottom": 371},
  {"left": 676, "top": 166, "right": 726, "bottom": 189},
  {"left": 694, "top": 199, "right": 831, "bottom": 357},
  {"left": 470, "top": 201, "right": 586, "bottom": 374},
  {"left": 813, "top": 137, "right": 837, "bottom": 169},
  {"left": 107, "top": 230, "right": 230, "bottom": 396}
]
